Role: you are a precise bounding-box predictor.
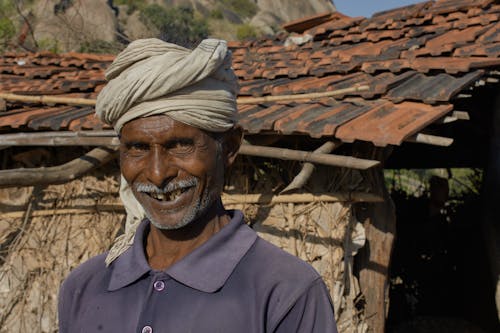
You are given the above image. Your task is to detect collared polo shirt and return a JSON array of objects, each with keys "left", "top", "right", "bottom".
[{"left": 58, "top": 210, "right": 337, "bottom": 333}]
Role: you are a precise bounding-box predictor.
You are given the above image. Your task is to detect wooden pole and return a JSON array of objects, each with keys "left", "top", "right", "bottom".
[
  {"left": 0, "top": 134, "right": 119, "bottom": 146},
  {"left": 0, "top": 92, "right": 96, "bottom": 106},
  {"left": 0, "top": 130, "right": 453, "bottom": 149},
  {"left": 237, "top": 85, "right": 370, "bottom": 104},
  {"left": 406, "top": 133, "right": 454, "bottom": 147},
  {"left": 452, "top": 110, "right": 470, "bottom": 120},
  {"left": 0, "top": 206, "right": 126, "bottom": 218},
  {"left": 281, "top": 141, "right": 340, "bottom": 193},
  {"left": 0, "top": 191, "right": 384, "bottom": 218},
  {"left": 0, "top": 147, "right": 118, "bottom": 187},
  {"left": 222, "top": 192, "right": 383, "bottom": 204},
  {"left": 0, "top": 85, "right": 370, "bottom": 107},
  {"left": 0, "top": 132, "right": 380, "bottom": 170},
  {"left": 353, "top": 145, "right": 396, "bottom": 333},
  {"left": 239, "top": 144, "right": 379, "bottom": 169}
]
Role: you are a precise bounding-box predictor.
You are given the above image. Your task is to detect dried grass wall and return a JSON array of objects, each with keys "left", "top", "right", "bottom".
[{"left": 0, "top": 175, "right": 124, "bottom": 333}]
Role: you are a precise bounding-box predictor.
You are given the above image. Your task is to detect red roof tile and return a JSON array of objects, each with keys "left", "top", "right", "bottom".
[{"left": 335, "top": 101, "right": 453, "bottom": 146}]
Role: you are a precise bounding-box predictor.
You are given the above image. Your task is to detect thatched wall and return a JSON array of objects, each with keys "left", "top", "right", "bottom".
[
  {"left": 0, "top": 176, "right": 124, "bottom": 333},
  {"left": 0, "top": 157, "right": 373, "bottom": 332}
]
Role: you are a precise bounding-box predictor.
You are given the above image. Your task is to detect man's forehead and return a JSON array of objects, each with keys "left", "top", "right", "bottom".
[{"left": 120, "top": 115, "right": 213, "bottom": 140}]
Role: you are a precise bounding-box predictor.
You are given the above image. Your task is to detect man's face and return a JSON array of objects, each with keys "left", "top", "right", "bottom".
[{"left": 119, "top": 115, "right": 225, "bottom": 230}]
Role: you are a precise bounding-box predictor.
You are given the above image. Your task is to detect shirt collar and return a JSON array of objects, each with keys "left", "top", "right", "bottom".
[{"left": 108, "top": 210, "right": 257, "bottom": 293}]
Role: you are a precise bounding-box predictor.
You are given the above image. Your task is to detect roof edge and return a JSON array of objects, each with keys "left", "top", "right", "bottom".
[{"left": 281, "top": 11, "right": 349, "bottom": 34}]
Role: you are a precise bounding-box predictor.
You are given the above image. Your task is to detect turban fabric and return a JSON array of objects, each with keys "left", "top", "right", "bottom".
[
  {"left": 95, "top": 38, "right": 239, "bottom": 265},
  {"left": 96, "top": 38, "right": 238, "bottom": 133}
]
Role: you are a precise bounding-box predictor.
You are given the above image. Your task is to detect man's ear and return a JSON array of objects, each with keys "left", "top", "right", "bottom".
[{"left": 222, "top": 125, "right": 243, "bottom": 168}]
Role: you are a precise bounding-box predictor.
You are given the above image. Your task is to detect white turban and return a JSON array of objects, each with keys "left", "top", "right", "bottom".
[
  {"left": 96, "top": 38, "right": 239, "bottom": 265},
  {"left": 96, "top": 38, "right": 238, "bottom": 133}
]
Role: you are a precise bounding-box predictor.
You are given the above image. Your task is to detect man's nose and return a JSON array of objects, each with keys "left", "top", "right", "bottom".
[{"left": 146, "top": 146, "right": 176, "bottom": 188}]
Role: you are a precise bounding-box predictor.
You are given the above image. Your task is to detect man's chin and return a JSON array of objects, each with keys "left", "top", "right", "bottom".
[
  {"left": 144, "top": 189, "right": 218, "bottom": 231},
  {"left": 148, "top": 216, "right": 193, "bottom": 231},
  {"left": 146, "top": 208, "right": 196, "bottom": 231}
]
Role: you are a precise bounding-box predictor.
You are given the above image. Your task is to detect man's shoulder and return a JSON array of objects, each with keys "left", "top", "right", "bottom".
[
  {"left": 61, "top": 253, "right": 108, "bottom": 292},
  {"left": 236, "top": 234, "right": 331, "bottom": 329},
  {"left": 243, "top": 234, "right": 321, "bottom": 284}
]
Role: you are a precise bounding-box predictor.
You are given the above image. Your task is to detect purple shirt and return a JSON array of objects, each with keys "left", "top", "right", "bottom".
[{"left": 58, "top": 210, "right": 337, "bottom": 333}]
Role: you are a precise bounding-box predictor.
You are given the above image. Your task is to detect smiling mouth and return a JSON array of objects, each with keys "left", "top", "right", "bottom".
[
  {"left": 135, "top": 180, "right": 198, "bottom": 204},
  {"left": 148, "top": 187, "right": 192, "bottom": 202}
]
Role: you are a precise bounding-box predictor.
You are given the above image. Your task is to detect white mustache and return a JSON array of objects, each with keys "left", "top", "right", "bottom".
[{"left": 134, "top": 178, "right": 198, "bottom": 194}]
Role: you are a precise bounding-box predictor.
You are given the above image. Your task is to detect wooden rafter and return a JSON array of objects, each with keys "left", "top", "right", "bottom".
[{"left": 0, "top": 147, "right": 118, "bottom": 187}]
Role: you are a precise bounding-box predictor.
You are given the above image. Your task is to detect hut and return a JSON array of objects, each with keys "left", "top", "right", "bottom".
[{"left": 0, "top": 0, "right": 499, "bottom": 331}]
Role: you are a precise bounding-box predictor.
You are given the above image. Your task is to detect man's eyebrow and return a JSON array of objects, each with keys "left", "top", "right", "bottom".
[
  {"left": 164, "top": 137, "right": 194, "bottom": 146},
  {"left": 120, "top": 137, "right": 195, "bottom": 147},
  {"left": 120, "top": 138, "right": 147, "bottom": 144}
]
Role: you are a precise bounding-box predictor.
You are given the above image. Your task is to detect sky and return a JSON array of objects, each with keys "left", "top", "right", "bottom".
[{"left": 334, "top": 0, "right": 423, "bottom": 18}]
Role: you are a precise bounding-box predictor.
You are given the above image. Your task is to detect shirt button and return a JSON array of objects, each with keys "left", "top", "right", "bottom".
[
  {"left": 153, "top": 280, "right": 165, "bottom": 291},
  {"left": 142, "top": 326, "right": 153, "bottom": 333}
]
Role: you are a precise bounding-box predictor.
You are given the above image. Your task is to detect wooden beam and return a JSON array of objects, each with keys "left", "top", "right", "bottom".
[
  {"left": 281, "top": 141, "right": 340, "bottom": 193},
  {"left": 435, "top": 110, "right": 471, "bottom": 124},
  {"left": 405, "top": 133, "right": 454, "bottom": 147},
  {"left": 0, "top": 191, "right": 384, "bottom": 218},
  {"left": 0, "top": 206, "right": 126, "bottom": 218},
  {"left": 0, "top": 134, "right": 119, "bottom": 146},
  {"left": 239, "top": 144, "right": 379, "bottom": 170},
  {"left": 435, "top": 115, "right": 458, "bottom": 124},
  {"left": 452, "top": 111, "right": 470, "bottom": 120},
  {"left": 0, "top": 92, "right": 96, "bottom": 106},
  {"left": 1, "top": 85, "right": 370, "bottom": 107},
  {"left": 436, "top": 110, "right": 471, "bottom": 124},
  {"left": 222, "top": 192, "right": 383, "bottom": 204},
  {"left": 237, "top": 85, "right": 370, "bottom": 104},
  {"left": 0, "top": 131, "right": 117, "bottom": 146},
  {"left": 0, "top": 132, "right": 380, "bottom": 170},
  {"left": 354, "top": 145, "right": 396, "bottom": 333},
  {"left": 0, "top": 147, "right": 118, "bottom": 187}
]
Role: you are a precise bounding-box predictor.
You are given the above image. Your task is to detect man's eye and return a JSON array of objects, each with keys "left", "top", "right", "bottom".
[
  {"left": 169, "top": 140, "right": 194, "bottom": 154},
  {"left": 125, "top": 143, "right": 149, "bottom": 153}
]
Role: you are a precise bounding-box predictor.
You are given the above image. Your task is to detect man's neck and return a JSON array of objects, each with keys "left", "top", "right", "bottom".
[{"left": 145, "top": 201, "right": 231, "bottom": 271}]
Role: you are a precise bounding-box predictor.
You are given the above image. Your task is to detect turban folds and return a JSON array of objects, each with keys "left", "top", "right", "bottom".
[
  {"left": 96, "top": 38, "right": 238, "bottom": 133},
  {"left": 96, "top": 38, "right": 239, "bottom": 265}
]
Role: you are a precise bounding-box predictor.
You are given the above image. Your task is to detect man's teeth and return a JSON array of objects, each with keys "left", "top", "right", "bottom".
[{"left": 150, "top": 189, "right": 183, "bottom": 201}]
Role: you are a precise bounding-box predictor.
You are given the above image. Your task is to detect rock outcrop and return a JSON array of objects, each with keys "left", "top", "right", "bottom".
[
  {"left": 10, "top": 0, "right": 336, "bottom": 52},
  {"left": 31, "top": 0, "right": 118, "bottom": 52},
  {"left": 252, "top": 0, "right": 336, "bottom": 34}
]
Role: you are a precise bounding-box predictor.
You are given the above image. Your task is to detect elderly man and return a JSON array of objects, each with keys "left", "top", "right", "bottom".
[{"left": 58, "top": 38, "right": 337, "bottom": 333}]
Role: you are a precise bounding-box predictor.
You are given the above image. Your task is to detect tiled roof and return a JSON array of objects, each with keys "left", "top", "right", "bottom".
[
  {"left": 0, "top": 52, "right": 112, "bottom": 131},
  {"left": 0, "top": 0, "right": 499, "bottom": 146}
]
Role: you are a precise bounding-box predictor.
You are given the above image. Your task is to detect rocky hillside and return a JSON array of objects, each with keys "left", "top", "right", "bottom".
[{"left": 0, "top": 0, "right": 336, "bottom": 53}]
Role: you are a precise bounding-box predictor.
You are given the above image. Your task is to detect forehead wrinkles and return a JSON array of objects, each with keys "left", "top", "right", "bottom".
[
  {"left": 121, "top": 116, "right": 173, "bottom": 136},
  {"left": 121, "top": 116, "right": 207, "bottom": 141}
]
